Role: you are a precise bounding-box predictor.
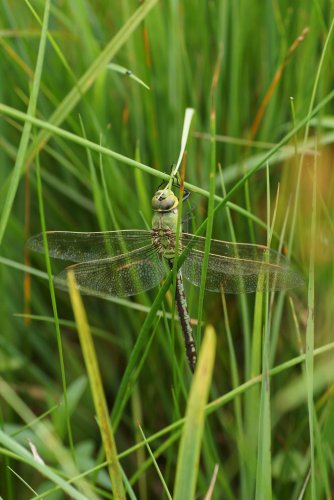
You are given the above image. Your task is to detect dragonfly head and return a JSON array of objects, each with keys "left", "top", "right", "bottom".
[{"left": 151, "top": 188, "right": 179, "bottom": 212}]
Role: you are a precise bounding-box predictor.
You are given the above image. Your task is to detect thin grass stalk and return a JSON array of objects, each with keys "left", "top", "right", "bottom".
[
  {"left": 219, "top": 167, "right": 248, "bottom": 497},
  {"left": 313, "top": 404, "right": 331, "bottom": 498},
  {"left": 79, "top": 117, "right": 107, "bottom": 232},
  {"left": 134, "top": 141, "right": 151, "bottom": 225},
  {"left": 129, "top": 430, "right": 182, "bottom": 487},
  {"left": 219, "top": 166, "right": 252, "bottom": 379},
  {"left": 34, "top": 144, "right": 75, "bottom": 460},
  {"left": 221, "top": 292, "right": 246, "bottom": 495},
  {"left": 305, "top": 162, "right": 316, "bottom": 499},
  {"left": 196, "top": 49, "right": 221, "bottom": 345},
  {"left": 130, "top": 386, "right": 147, "bottom": 500},
  {"left": 255, "top": 165, "right": 274, "bottom": 499},
  {"left": 138, "top": 425, "right": 172, "bottom": 499}
]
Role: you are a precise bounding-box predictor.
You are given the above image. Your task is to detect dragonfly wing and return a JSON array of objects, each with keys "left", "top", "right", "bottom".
[
  {"left": 180, "top": 233, "right": 304, "bottom": 293},
  {"left": 54, "top": 244, "right": 166, "bottom": 298},
  {"left": 27, "top": 230, "right": 152, "bottom": 262}
]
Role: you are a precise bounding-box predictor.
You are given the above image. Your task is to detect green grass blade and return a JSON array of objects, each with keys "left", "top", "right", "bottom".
[
  {"left": 173, "top": 325, "right": 216, "bottom": 500},
  {"left": 0, "top": 104, "right": 164, "bottom": 179},
  {"left": 254, "top": 316, "right": 272, "bottom": 500},
  {"left": 170, "top": 107, "right": 195, "bottom": 180},
  {"left": 67, "top": 271, "right": 126, "bottom": 500},
  {"left": 34, "top": 143, "right": 75, "bottom": 460},
  {"left": 0, "top": 378, "right": 96, "bottom": 498},
  {"left": 79, "top": 116, "right": 107, "bottom": 232},
  {"left": 107, "top": 62, "right": 150, "bottom": 90},
  {"left": 138, "top": 425, "right": 172, "bottom": 499},
  {"left": 0, "top": 428, "right": 87, "bottom": 500},
  {"left": 196, "top": 55, "right": 220, "bottom": 344},
  {"left": 244, "top": 287, "right": 263, "bottom": 495},
  {"left": 305, "top": 162, "right": 316, "bottom": 499},
  {"left": 0, "top": 0, "right": 50, "bottom": 246},
  {"left": 26, "top": 0, "right": 159, "bottom": 162}
]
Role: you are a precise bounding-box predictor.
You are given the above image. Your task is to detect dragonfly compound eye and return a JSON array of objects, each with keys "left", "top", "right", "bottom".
[{"left": 151, "top": 189, "right": 179, "bottom": 211}]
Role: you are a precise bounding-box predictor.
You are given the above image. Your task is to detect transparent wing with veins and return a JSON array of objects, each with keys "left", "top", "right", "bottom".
[
  {"left": 180, "top": 233, "right": 304, "bottom": 293},
  {"left": 27, "top": 230, "right": 165, "bottom": 297}
]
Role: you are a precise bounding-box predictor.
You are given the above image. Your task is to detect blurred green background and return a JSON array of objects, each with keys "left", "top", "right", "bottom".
[{"left": 1, "top": 1, "right": 334, "bottom": 498}]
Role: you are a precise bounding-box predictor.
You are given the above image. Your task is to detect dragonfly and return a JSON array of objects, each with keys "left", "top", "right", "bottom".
[{"left": 27, "top": 184, "right": 304, "bottom": 372}]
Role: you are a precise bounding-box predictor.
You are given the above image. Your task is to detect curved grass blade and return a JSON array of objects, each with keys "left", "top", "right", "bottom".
[{"left": 107, "top": 63, "right": 150, "bottom": 90}]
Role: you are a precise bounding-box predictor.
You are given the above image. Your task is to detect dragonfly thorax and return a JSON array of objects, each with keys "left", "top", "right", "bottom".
[{"left": 151, "top": 226, "right": 178, "bottom": 259}]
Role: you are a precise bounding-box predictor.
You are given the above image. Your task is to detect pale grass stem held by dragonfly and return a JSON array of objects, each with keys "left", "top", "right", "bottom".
[{"left": 27, "top": 184, "right": 304, "bottom": 372}]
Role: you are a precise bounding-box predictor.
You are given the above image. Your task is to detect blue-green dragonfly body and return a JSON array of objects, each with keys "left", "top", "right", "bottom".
[{"left": 28, "top": 187, "right": 303, "bottom": 372}]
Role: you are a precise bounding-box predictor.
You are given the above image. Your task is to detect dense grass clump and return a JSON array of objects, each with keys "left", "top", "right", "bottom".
[{"left": 0, "top": 1, "right": 334, "bottom": 498}]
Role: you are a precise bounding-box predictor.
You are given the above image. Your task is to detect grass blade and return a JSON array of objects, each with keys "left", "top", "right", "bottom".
[
  {"left": 26, "top": 0, "right": 159, "bottom": 162},
  {"left": 67, "top": 270, "right": 126, "bottom": 500},
  {"left": 138, "top": 425, "right": 172, "bottom": 499},
  {"left": 173, "top": 325, "right": 216, "bottom": 500},
  {"left": 0, "top": 428, "right": 87, "bottom": 500},
  {"left": 196, "top": 51, "right": 221, "bottom": 344},
  {"left": 305, "top": 162, "right": 316, "bottom": 499},
  {"left": 0, "top": 0, "right": 50, "bottom": 246},
  {"left": 107, "top": 62, "right": 150, "bottom": 90}
]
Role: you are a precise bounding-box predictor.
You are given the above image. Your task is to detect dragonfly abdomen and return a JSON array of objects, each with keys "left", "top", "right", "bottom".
[{"left": 167, "top": 261, "right": 197, "bottom": 372}]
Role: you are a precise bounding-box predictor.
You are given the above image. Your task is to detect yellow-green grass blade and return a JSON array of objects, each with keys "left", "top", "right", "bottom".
[
  {"left": 173, "top": 325, "right": 216, "bottom": 500},
  {"left": 67, "top": 270, "right": 126, "bottom": 500}
]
